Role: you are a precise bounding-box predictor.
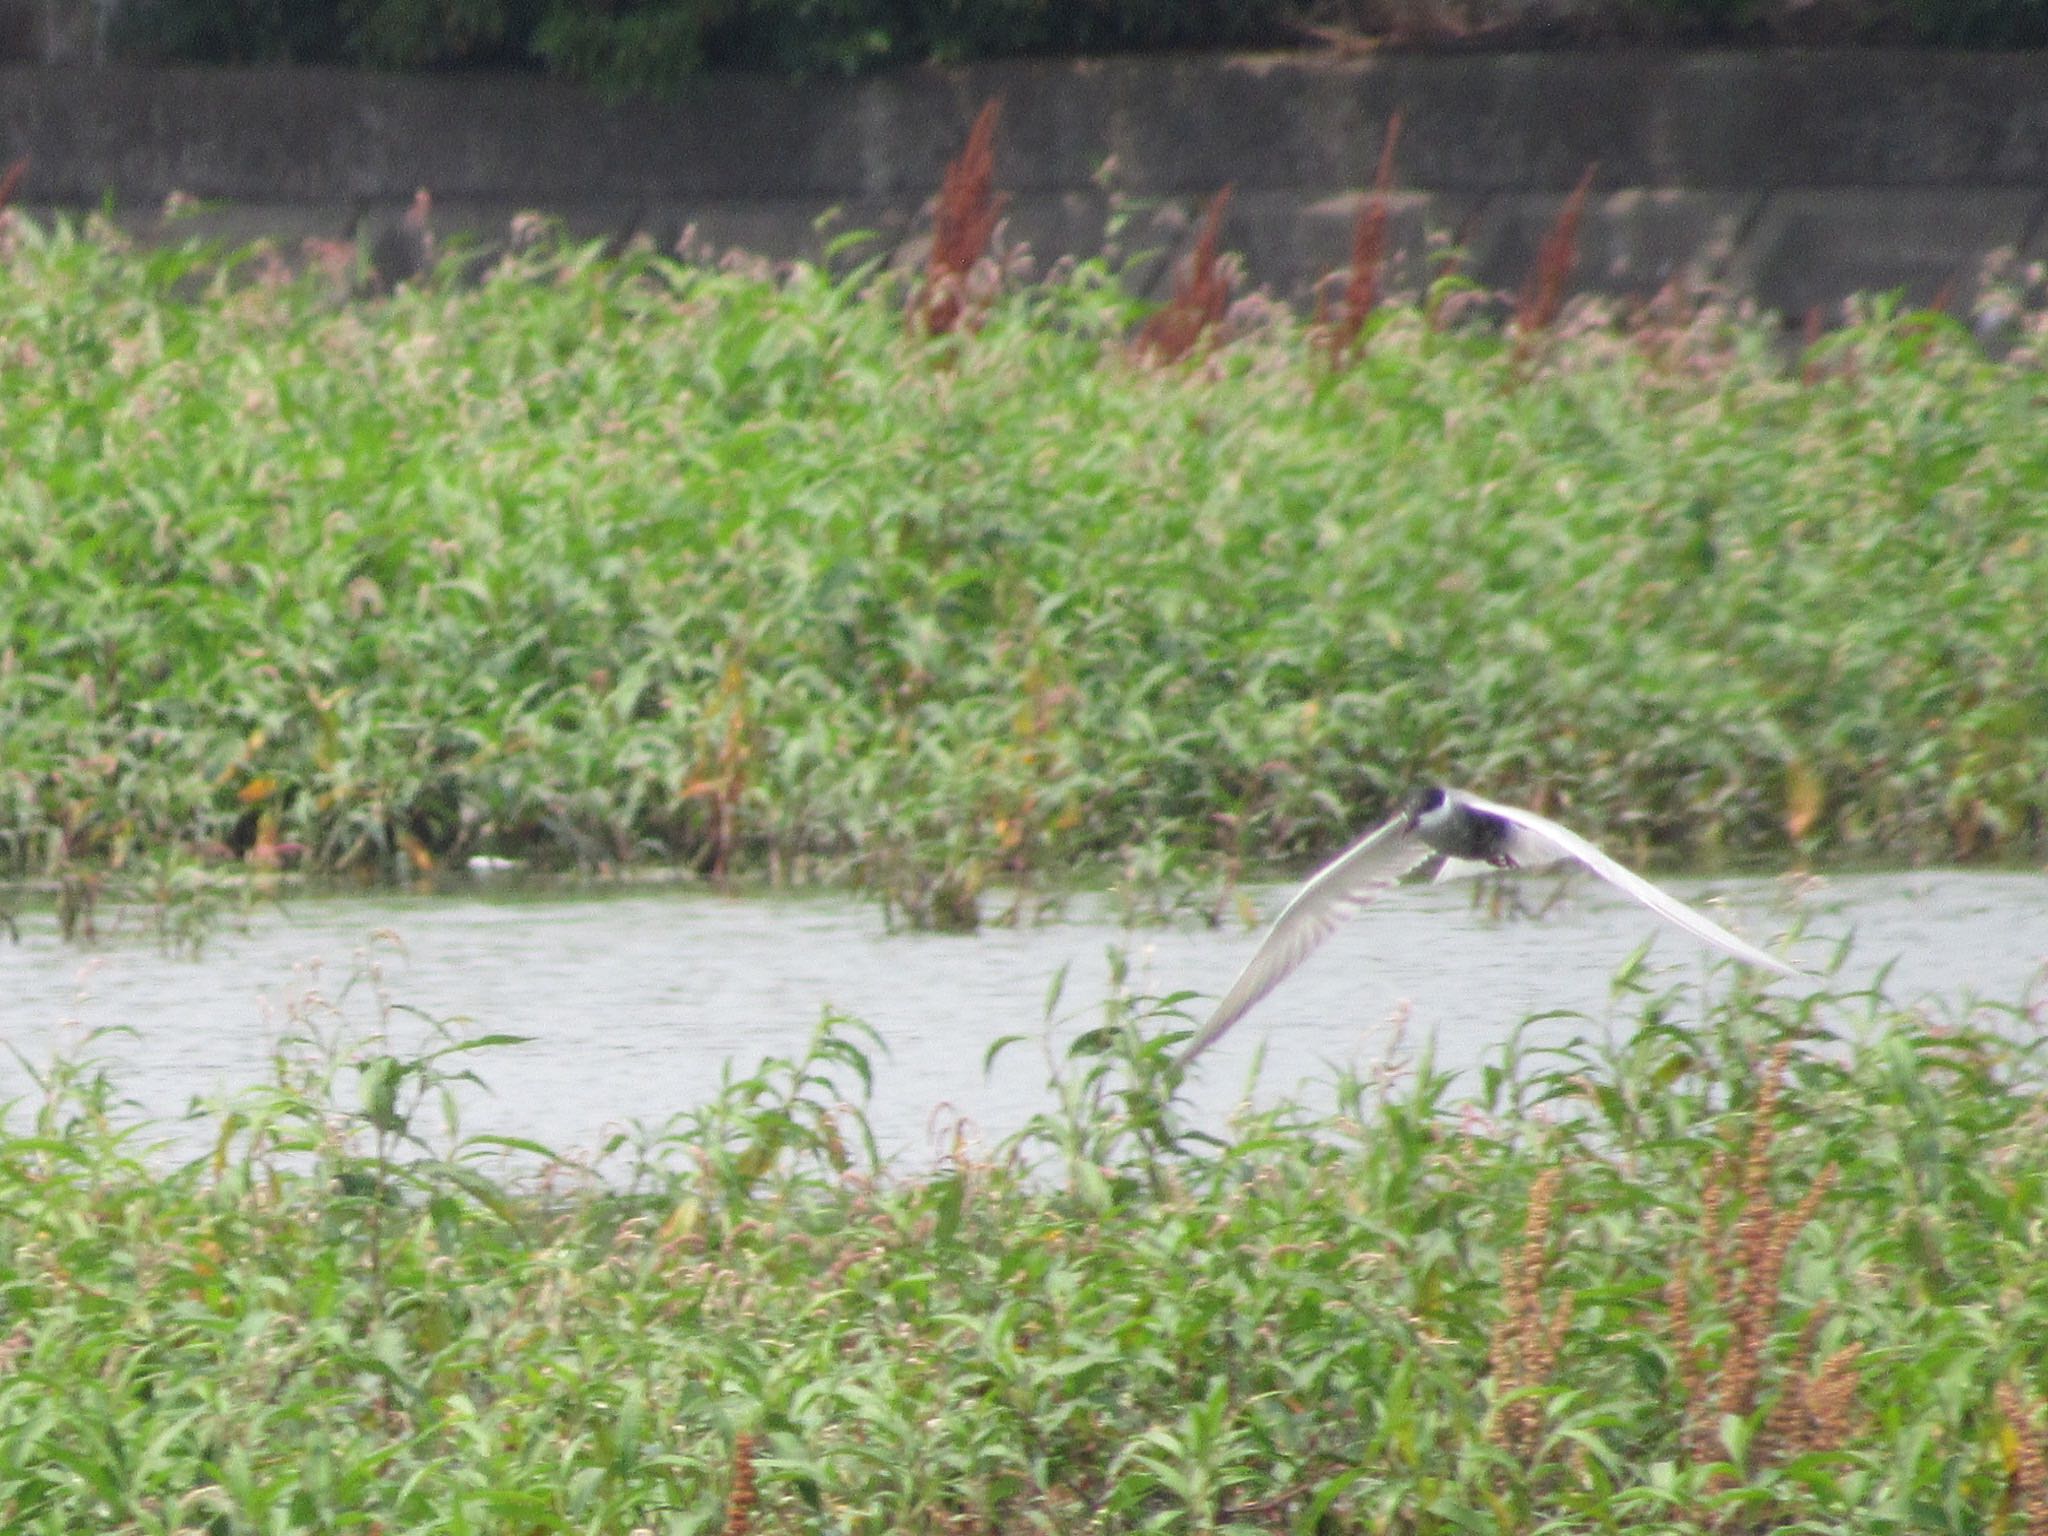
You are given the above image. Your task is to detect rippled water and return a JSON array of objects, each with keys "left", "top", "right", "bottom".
[{"left": 3, "top": 870, "right": 2043, "bottom": 1164}]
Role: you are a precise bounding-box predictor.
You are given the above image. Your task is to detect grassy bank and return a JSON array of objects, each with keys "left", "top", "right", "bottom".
[
  {"left": 1, "top": 979, "right": 2045, "bottom": 1530},
  {"left": 4, "top": 218, "right": 2047, "bottom": 927}
]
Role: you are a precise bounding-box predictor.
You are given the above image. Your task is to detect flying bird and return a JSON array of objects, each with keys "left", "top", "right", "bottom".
[{"left": 1176, "top": 786, "right": 1806, "bottom": 1066}]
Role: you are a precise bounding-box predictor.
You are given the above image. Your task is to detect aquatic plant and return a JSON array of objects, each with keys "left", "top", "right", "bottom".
[
  {"left": 0, "top": 972, "right": 2044, "bottom": 1529},
  {"left": 914, "top": 97, "right": 1007, "bottom": 338},
  {"left": 1514, "top": 163, "right": 1598, "bottom": 340},
  {"left": 1133, "top": 184, "right": 1236, "bottom": 364},
  {"left": 2, "top": 212, "right": 2046, "bottom": 932},
  {"left": 1321, "top": 111, "right": 1402, "bottom": 367}
]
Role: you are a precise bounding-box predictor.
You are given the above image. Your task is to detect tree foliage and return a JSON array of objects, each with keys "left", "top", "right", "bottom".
[{"left": 103, "top": 0, "right": 2048, "bottom": 92}]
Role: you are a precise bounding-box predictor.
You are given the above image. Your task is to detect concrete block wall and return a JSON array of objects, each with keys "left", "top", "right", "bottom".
[{"left": 3, "top": 51, "right": 2046, "bottom": 315}]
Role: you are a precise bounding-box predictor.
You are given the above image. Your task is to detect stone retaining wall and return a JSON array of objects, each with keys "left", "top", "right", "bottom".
[{"left": 4, "top": 52, "right": 2046, "bottom": 314}]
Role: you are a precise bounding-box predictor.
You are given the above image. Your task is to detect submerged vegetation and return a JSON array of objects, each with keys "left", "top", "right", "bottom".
[
  {"left": 3, "top": 197, "right": 2047, "bottom": 933},
  {"left": 2, "top": 976, "right": 2046, "bottom": 1530}
]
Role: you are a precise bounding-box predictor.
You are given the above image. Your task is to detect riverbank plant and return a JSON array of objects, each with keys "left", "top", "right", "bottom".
[
  {"left": 100, "top": 0, "right": 2048, "bottom": 89},
  {"left": 3, "top": 212, "right": 2046, "bottom": 930},
  {"left": 1, "top": 971, "right": 2045, "bottom": 1530}
]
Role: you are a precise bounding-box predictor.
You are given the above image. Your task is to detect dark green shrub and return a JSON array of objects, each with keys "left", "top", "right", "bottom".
[
  {"left": 1893, "top": 0, "right": 2048, "bottom": 42},
  {"left": 110, "top": 0, "right": 550, "bottom": 67},
  {"left": 109, "top": 0, "right": 351, "bottom": 64},
  {"left": 343, "top": 0, "right": 529, "bottom": 66},
  {"left": 686, "top": 0, "right": 1290, "bottom": 81},
  {"left": 100, "top": 0, "right": 2048, "bottom": 85},
  {"left": 1632, "top": 0, "right": 2048, "bottom": 40},
  {"left": 531, "top": 0, "right": 731, "bottom": 92}
]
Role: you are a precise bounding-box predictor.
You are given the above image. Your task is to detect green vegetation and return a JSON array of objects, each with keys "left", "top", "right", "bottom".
[
  {"left": 106, "top": 0, "right": 1287, "bottom": 81},
  {"left": 2, "top": 974, "right": 2046, "bottom": 1530},
  {"left": 99, "top": 0, "right": 2048, "bottom": 90},
  {"left": 3, "top": 216, "right": 2046, "bottom": 930}
]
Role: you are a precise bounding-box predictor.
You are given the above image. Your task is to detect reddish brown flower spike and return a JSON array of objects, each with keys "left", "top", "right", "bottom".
[
  {"left": 1799, "top": 306, "right": 1828, "bottom": 384},
  {"left": 0, "top": 156, "right": 26, "bottom": 211},
  {"left": 2001, "top": 1383, "right": 2048, "bottom": 1536},
  {"left": 1135, "top": 184, "right": 1235, "bottom": 365},
  {"left": 1328, "top": 113, "right": 1402, "bottom": 364},
  {"left": 1515, "top": 164, "right": 1597, "bottom": 337},
  {"left": 721, "top": 1432, "right": 759, "bottom": 1536},
  {"left": 919, "top": 99, "right": 1008, "bottom": 336}
]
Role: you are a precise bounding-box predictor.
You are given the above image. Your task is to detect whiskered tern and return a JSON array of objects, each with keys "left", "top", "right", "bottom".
[{"left": 1177, "top": 786, "right": 1806, "bottom": 1066}]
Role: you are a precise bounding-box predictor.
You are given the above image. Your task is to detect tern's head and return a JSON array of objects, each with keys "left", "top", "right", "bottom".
[{"left": 1405, "top": 785, "right": 1451, "bottom": 833}]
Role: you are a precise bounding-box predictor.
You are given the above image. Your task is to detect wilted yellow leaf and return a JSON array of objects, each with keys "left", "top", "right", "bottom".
[
  {"left": 658, "top": 1198, "right": 702, "bottom": 1245},
  {"left": 1784, "top": 760, "right": 1824, "bottom": 840}
]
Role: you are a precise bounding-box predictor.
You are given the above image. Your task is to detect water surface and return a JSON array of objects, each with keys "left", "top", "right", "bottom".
[{"left": 3, "top": 870, "right": 2042, "bottom": 1164}]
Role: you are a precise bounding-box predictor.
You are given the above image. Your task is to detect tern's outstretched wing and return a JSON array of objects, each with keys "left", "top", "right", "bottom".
[
  {"left": 1458, "top": 792, "right": 1807, "bottom": 979},
  {"left": 1177, "top": 812, "right": 1436, "bottom": 1066}
]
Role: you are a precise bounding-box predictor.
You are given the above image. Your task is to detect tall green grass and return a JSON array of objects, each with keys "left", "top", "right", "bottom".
[
  {"left": 4, "top": 216, "right": 2045, "bottom": 926},
  {"left": 2, "top": 976, "right": 2045, "bottom": 1530}
]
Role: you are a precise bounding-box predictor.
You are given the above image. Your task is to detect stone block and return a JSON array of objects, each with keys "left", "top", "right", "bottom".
[
  {"left": 1463, "top": 188, "right": 1760, "bottom": 298},
  {"left": 0, "top": 0, "right": 38, "bottom": 62},
  {"left": 1362, "top": 52, "right": 1674, "bottom": 194},
  {"left": 992, "top": 190, "right": 1116, "bottom": 273},
  {"left": 1227, "top": 187, "right": 1473, "bottom": 301},
  {"left": 638, "top": 197, "right": 907, "bottom": 266},
  {"left": 0, "top": 0, "right": 98, "bottom": 63},
  {"left": 852, "top": 64, "right": 1124, "bottom": 200},
  {"left": 145, "top": 198, "right": 356, "bottom": 250},
  {"left": 1658, "top": 51, "right": 2048, "bottom": 189},
  {"left": 1092, "top": 55, "right": 1380, "bottom": 195},
  {"left": 638, "top": 189, "right": 1114, "bottom": 279},
  {"left": 390, "top": 198, "right": 642, "bottom": 247},
  {"left": 1733, "top": 188, "right": 2044, "bottom": 318},
  {"left": 11, "top": 52, "right": 2048, "bottom": 313}
]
